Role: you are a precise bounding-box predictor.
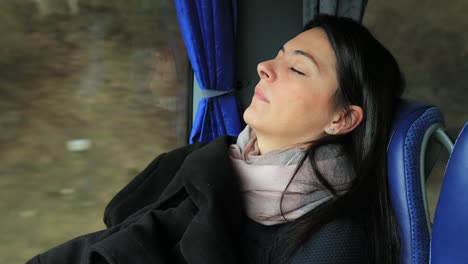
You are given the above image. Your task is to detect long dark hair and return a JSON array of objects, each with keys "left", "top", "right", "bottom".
[{"left": 275, "top": 15, "right": 405, "bottom": 264}]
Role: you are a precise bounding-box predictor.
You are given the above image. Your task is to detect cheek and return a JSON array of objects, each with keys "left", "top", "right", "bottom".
[{"left": 291, "top": 91, "right": 335, "bottom": 124}]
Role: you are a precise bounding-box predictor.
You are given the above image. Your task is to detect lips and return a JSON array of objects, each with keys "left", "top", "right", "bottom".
[{"left": 254, "top": 87, "right": 270, "bottom": 103}]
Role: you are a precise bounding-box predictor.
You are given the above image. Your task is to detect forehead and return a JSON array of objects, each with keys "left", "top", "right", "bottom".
[{"left": 285, "top": 28, "right": 336, "bottom": 73}]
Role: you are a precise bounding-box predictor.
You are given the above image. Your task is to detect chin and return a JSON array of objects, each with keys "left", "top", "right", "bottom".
[
  {"left": 243, "top": 106, "right": 263, "bottom": 133},
  {"left": 243, "top": 108, "right": 252, "bottom": 126},
  {"left": 243, "top": 104, "right": 256, "bottom": 125}
]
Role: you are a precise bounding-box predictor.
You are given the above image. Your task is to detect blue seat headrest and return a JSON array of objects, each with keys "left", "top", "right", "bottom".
[
  {"left": 430, "top": 122, "right": 468, "bottom": 263},
  {"left": 387, "top": 99, "right": 445, "bottom": 264}
]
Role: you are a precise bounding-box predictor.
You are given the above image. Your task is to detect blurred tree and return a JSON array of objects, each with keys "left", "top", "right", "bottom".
[
  {"left": 0, "top": 0, "right": 181, "bottom": 83},
  {"left": 0, "top": 1, "right": 35, "bottom": 68}
]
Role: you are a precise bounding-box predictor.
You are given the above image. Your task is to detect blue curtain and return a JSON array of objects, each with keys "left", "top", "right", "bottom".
[{"left": 174, "top": 0, "right": 242, "bottom": 143}]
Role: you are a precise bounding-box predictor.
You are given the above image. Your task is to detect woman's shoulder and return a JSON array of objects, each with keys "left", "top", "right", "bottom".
[{"left": 290, "top": 217, "right": 369, "bottom": 264}]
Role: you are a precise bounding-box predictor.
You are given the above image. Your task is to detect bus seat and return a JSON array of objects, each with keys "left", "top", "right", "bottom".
[
  {"left": 430, "top": 122, "right": 468, "bottom": 263},
  {"left": 387, "top": 100, "right": 453, "bottom": 264}
]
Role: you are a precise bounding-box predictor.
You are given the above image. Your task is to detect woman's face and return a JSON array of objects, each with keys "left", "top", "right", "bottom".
[{"left": 243, "top": 28, "right": 339, "bottom": 150}]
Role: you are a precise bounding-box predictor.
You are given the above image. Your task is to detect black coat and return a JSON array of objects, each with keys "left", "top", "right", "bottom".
[
  {"left": 28, "top": 136, "right": 244, "bottom": 264},
  {"left": 27, "top": 136, "right": 369, "bottom": 264}
]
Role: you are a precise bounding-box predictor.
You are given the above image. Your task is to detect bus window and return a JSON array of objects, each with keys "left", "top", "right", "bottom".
[{"left": 0, "top": 1, "right": 188, "bottom": 263}]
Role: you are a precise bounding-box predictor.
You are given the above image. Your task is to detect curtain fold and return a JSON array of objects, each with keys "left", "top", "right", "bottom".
[
  {"left": 303, "top": 0, "right": 368, "bottom": 25},
  {"left": 175, "top": 0, "right": 242, "bottom": 143}
]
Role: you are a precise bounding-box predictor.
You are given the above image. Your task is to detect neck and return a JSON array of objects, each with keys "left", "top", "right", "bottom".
[{"left": 255, "top": 131, "right": 310, "bottom": 154}]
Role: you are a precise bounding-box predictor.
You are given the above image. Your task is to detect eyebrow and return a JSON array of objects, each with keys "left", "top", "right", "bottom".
[{"left": 280, "top": 46, "right": 321, "bottom": 72}]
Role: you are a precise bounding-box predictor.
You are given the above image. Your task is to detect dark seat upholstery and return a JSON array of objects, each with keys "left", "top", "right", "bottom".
[{"left": 290, "top": 218, "right": 368, "bottom": 264}]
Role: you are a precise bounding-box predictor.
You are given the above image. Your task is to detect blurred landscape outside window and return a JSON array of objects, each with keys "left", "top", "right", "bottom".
[{"left": 0, "top": 1, "right": 188, "bottom": 263}]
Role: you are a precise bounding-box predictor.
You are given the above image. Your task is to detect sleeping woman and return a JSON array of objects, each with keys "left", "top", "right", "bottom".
[{"left": 28, "top": 15, "right": 404, "bottom": 264}]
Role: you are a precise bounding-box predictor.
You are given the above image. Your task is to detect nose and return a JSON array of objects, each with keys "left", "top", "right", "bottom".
[{"left": 257, "top": 60, "right": 276, "bottom": 82}]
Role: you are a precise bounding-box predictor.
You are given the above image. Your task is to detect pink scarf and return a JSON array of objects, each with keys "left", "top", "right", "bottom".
[{"left": 229, "top": 126, "right": 354, "bottom": 226}]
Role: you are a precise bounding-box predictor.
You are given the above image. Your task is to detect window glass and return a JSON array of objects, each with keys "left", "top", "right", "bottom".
[{"left": 0, "top": 1, "right": 188, "bottom": 263}]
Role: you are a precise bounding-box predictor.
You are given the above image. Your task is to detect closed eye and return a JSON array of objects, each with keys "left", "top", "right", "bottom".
[{"left": 290, "top": 67, "right": 305, "bottom": 76}]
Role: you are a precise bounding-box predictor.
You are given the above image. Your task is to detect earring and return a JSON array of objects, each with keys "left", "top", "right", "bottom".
[{"left": 325, "top": 127, "right": 334, "bottom": 135}]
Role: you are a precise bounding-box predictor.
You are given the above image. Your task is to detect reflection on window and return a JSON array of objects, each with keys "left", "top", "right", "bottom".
[{"left": 0, "top": 1, "right": 188, "bottom": 263}]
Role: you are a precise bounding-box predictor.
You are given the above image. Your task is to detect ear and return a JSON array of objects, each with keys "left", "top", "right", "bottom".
[{"left": 326, "top": 105, "right": 364, "bottom": 135}]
